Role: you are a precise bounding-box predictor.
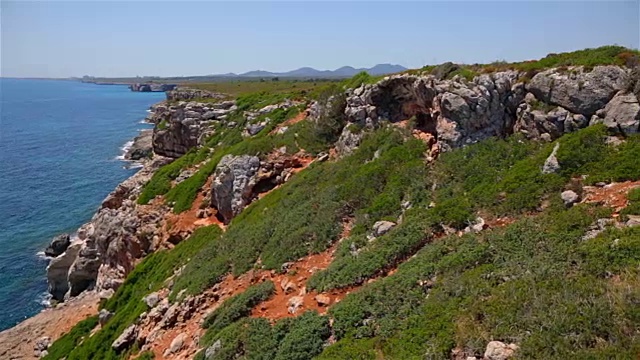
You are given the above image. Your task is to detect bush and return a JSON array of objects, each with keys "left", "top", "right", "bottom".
[
  {"left": 42, "top": 316, "right": 99, "bottom": 360},
  {"left": 201, "top": 281, "right": 275, "bottom": 337},
  {"left": 172, "top": 128, "right": 427, "bottom": 296},
  {"left": 320, "top": 204, "right": 640, "bottom": 358}
]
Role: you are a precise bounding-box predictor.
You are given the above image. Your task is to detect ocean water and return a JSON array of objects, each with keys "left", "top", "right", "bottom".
[{"left": 0, "top": 79, "right": 164, "bottom": 331}]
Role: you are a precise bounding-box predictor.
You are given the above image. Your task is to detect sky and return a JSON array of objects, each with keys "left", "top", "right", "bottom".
[{"left": 1, "top": 1, "right": 639, "bottom": 78}]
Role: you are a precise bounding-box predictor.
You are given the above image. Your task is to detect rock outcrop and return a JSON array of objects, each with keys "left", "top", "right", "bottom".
[
  {"left": 151, "top": 100, "right": 236, "bottom": 158},
  {"left": 130, "top": 83, "right": 177, "bottom": 92},
  {"left": 166, "top": 88, "right": 226, "bottom": 102},
  {"left": 47, "top": 157, "right": 171, "bottom": 301},
  {"left": 44, "top": 234, "right": 71, "bottom": 258},
  {"left": 602, "top": 91, "right": 640, "bottom": 134},
  {"left": 210, "top": 152, "right": 308, "bottom": 224},
  {"left": 125, "top": 129, "right": 153, "bottom": 161},
  {"left": 527, "top": 66, "right": 627, "bottom": 117},
  {"left": 341, "top": 65, "right": 637, "bottom": 156},
  {"left": 211, "top": 155, "right": 261, "bottom": 223}
]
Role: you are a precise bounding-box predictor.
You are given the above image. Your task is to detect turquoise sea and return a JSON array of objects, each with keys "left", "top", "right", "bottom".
[{"left": 0, "top": 79, "right": 164, "bottom": 330}]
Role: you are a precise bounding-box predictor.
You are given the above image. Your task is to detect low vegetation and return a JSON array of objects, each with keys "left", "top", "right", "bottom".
[
  {"left": 45, "top": 47, "right": 640, "bottom": 360},
  {"left": 171, "top": 128, "right": 427, "bottom": 297},
  {"left": 41, "top": 316, "right": 98, "bottom": 360},
  {"left": 201, "top": 281, "right": 275, "bottom": 338},
  {"left": 197, "top": 311, "right": 331, "bottom": 360},
  {"left": 411, "top": 45, "right": 640, "bottom": 81}
]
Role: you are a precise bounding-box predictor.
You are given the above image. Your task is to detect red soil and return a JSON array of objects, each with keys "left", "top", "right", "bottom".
[
  {"left": 270, "top": 111, "right": 308, "bottom": 135},
  {"left": 582, "top": 180, "right": 640, "bottom": 216}
]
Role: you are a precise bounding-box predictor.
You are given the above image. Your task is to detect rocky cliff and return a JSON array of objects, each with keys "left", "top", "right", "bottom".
[
  {"left": 130, "top": 83, "right": 177, "bottom": 92},
  {"left": 339, "top": 65, "right": 638, "bottom": 156},
  {"left": 47, "top": 157, "right": 172, "bottom": 301}
]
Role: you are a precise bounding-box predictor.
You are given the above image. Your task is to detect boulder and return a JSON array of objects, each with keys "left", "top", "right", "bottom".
[
  {"left": 44, "top": 233, "right": 71, "bottom": 257},
  {"left": 484, "top": 341, "right": 518, "bottom": 360},
  {"left": 205, "top": 339, "right": 222, "bottom": 359},
  {"left": 603, "top": 91, "right": 640, "bottom": 134},
  {"left": 561, "top": 190, "right": 580, "bottom": 208},
  {"left": 164, "top": 333, "right": 186, "bottom": 356},
  {"left": 34, "top": 336, "right": 51, "bottom": 352},
  {"left": 111, "top": 324, "right": 138, "bottom": 352},
  {"left": 287, "top": 296, "right": 304, "bottom": 314},
  {"left": 527, "top": 66, "right": 627, "bottom": 117},
  {"left": 542, "top": 142, "right": 561, "bottom": 174},
  {"left": 99, "top": 309, "right": 114, "bottom": 326},
  {"left": 372, "top": 221, "right": 396, "bottom": 237},
  {"left": 143, "top": 292, "right": 161, "bottom": 308},
  {"left": 315, "top": 294, "right": 331, "bottom": 307},
  {"left": 210, "top": 155, "right": 260, "bottom": 223},
  {"left": 335, "top": 126, "right": 363, "bottom": 157}
]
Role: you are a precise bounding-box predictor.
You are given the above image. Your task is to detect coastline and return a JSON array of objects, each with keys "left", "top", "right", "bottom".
[{"left": 0, "top": 97, "right": 170, "bottom": 358}]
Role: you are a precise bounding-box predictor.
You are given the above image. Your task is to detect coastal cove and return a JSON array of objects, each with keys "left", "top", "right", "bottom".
[{"left": 0, "top": 79, "right": 164, "bottom": 331}]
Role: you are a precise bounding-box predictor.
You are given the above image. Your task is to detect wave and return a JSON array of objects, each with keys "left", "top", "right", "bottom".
[
  {"left": 35, "top": 251, "right": 48, "bottom": 260},
  {"left": 115, "top": 140, "right": 134, "bottom": 160},
  {"left": 36, "top": 292, "right": 52, "bottom": 308}
]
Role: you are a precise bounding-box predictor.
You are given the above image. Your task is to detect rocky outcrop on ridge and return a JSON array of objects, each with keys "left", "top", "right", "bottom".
[
  {"left": 130, "top": 83, "right": 177, "bottom": 92},
  {"left": 211, "top": 151, "right": 309, "bottom": 223},
  {"left": 46, "top": 156, "right": 172, "bottom": 301},
  {"left": 150, "top": 100, "right": 237, "bottom": 158},
  {"left": 340, "top": 65, "right": 637, "bottom": 155},
  {"left": 166, "top": 88, "right": 226, "bottom": 102},
  {"left": 211, "top": 155, "right": 261, "bottom": 224}
]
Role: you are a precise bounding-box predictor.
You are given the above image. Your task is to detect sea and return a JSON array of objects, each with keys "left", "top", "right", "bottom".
[{"left": 0, "top": 78, "right": 165, "bottom": 331}]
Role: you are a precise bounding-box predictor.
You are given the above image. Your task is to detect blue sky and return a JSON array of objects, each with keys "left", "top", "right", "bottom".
[{"left": 2, "top": 1, "right": 638, "bottom": 78}]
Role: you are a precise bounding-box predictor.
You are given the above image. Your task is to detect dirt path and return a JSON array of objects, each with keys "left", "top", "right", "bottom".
[{"left": 0, "top": 291, "right": 99, "bottom": 360}]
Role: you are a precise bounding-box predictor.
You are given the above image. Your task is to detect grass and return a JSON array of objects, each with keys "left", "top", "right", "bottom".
[
  {"left": 196, "top": 311, "right": 331, "bottom": 360},
  {"left": 42, "top": 315, "right": 99, "bottom": 360},
  {"left": 184, "top": 80, "right": 334, "bottom": 98},
  {"left": 620, "top": 187, "right": 640, "bottom": 221},
  {"left": 320, "top": 204, "right": 640, "bottom": 359},
  {"left": 406, "top": 45, "right": 640, "bottom": 81},
  {"left": 201, "top": 281, "right": 275, "bottom": 339}
]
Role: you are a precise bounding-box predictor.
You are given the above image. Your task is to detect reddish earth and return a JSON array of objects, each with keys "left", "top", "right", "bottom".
[
  {"left": 141, "top": 219, "right": 355, "bottom": 359},
  {"left": 582, "top": 180, "right": 640, "bottom": 216},
  {"left": 0, "top": 292, "right": 100, "bottom": 360},
  {"left": 270, "top": 110, "right": 307, "bottom": 135},
  {"left": 164, "top": 177, "right": 226, "bottom": 238}
]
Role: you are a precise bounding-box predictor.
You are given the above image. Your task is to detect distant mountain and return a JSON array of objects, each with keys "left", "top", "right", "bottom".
[{"left": 233, "top": 64, "right": 407, "bottom": 78}]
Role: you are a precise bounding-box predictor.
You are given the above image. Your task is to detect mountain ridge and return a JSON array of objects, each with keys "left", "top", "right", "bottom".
[{"left": 233, "top": 63, "right": 407, "bottom": 78}]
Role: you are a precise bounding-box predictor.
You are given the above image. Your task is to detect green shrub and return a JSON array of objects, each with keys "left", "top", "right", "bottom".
[
  {"left": 202, "top": 281, "right": 275, "bottom": 336},
  {"left": 172, "top": 128, "right": 427, "bottom": 297},
  {"left": 321, "top": 204, "right": 640, "bottom": 358},
  {"left": 42, "top": 316, "right": 99, "bottom": 360}
]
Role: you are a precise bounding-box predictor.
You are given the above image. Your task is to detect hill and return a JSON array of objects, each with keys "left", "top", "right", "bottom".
[{"left": 5, "top": 45, "right": 639, "bottom": 360}]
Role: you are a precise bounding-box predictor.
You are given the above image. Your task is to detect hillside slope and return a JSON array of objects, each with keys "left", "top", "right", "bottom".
[{"left": 20, "top": 46, "right": 640, "bottom": 360}]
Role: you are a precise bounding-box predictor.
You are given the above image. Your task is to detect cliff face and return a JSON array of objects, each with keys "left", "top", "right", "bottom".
[
  {"left": 47, "top": 157, "right": 172, "bottom": 301},
  {"left": 129, "top": 83, "right": 177, "bottom": 92},
  {"left": 150, "top": 100, "right": 236, "bottom": 158}
]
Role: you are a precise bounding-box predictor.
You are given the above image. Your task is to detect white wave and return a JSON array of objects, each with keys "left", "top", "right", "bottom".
[
  {"left": 36, "top": 292, "right": 52, "bottom": 308},
  {"left": 36, "top": 251, "right": 48, "bottom": 260},
  {"left": 115, "top": 140, "right": 134, "bottom": 160}
]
